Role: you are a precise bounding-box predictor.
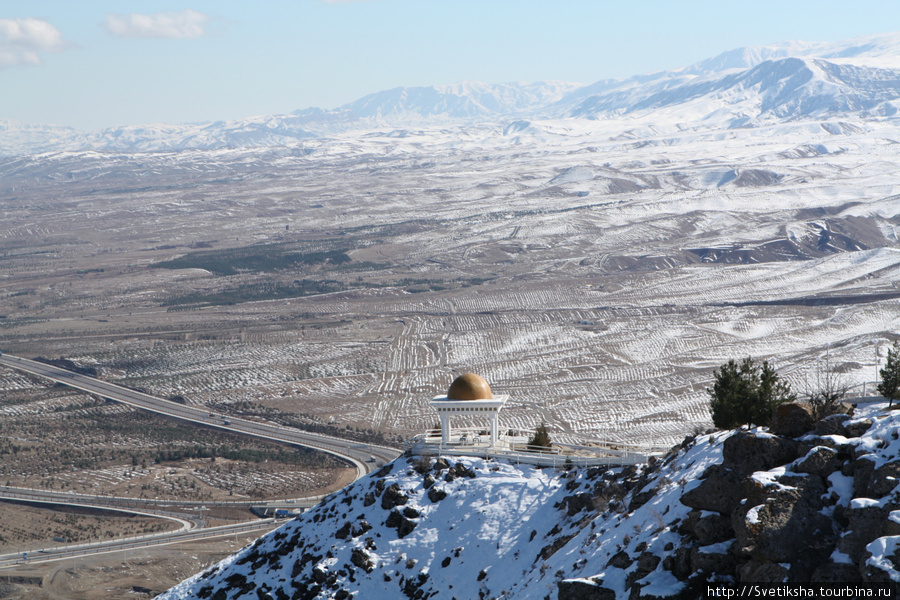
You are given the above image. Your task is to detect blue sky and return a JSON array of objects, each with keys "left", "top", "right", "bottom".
[{"left": 2, "top": 1, "right": 900, "bottom": 130}]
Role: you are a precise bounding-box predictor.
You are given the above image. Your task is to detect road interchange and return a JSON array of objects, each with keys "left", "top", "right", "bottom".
[{"left": 0, "top": 352, "right": 402, "bottom": 569}]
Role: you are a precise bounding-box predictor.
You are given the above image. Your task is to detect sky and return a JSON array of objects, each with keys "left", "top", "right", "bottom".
[{"left": 2, "top": 1, "right": 900, "bottom": 131}]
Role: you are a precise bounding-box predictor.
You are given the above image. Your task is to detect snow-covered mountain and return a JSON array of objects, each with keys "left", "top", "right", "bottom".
[
  {"left": 0, "top": 115, "right": 319, "bottom": 156},
  {"left": 5, "top": 32, "right": 900, "bottom": 156},
  {"left": 343, "top": 80, "right": 582, "bottom": 122},
  {"left": 158, "top": 401, "right": 900, "bottom": 599},
  {"left": 563, "top": 57, "right": 900, "bottom": 125}
]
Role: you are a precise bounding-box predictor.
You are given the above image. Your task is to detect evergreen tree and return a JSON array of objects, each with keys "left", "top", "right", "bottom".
[
  {"left": 527, "top": 422, "right": 552, "bottom": 450},
  {"left": 878, "top": 341, "right": 900, "bottom": 408},
  {"left": 756, "top": 360, "right": 797, "bottom": 423},
  {"left": 708, "top": 357, "right": 795, "bottom": 429}
]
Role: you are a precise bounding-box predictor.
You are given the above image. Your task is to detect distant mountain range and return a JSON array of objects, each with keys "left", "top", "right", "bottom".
[{"left": 3, "top": 32, "right": 900, "bottom": 155}]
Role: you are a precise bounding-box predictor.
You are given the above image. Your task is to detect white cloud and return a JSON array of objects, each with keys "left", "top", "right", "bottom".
[
  {"left": 0, "top": 18, "right": 68, "bottom": 69},
  {"left": 104, "top": 9, "right": 210, "bottom": 40}
]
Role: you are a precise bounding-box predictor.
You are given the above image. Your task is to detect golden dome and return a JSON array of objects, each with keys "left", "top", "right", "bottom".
[{"left": 447, "top": 373, "right": 493, "bottom": 401}]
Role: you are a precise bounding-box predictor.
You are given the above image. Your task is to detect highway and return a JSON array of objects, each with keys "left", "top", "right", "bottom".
[
  {"left": 0, "top": 485, "right": 325, "bottom": 512},
  {"left": 0, "top": 486, "right": 199, "bottom": 529},
  {"left": 0, "top": 519, "right": 285, "bottom": 569},
  {"left": 0, "top": 352, "right": 402, "bottom": 569},
  {"left": 0, "top": 354, "right": 401, "bottom": 474}
]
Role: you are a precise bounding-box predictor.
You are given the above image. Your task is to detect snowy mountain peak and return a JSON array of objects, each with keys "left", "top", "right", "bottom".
[
  {"left": 566, "top": 53, "right": 900, "bottom": 125},
  {"left": 685, "top": 31, "right": 900, "bottom": 74},
  {"left": 342, "top": 80, "right": 582, "bottom": 122}
]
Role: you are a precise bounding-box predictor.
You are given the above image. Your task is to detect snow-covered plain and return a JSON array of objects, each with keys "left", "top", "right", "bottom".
[{"left": 2, "top": 32, "right": 900, "bottom": 450}]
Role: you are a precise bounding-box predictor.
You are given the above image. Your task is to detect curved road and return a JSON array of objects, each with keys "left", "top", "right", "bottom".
[
  {"left": 0, "top": 519, "right": 284, "bottom": 569},
  {"left": 0, "top": 485, "right": 325, "bottom": 512},
  {"left": 0, "top": 354, "right": 400, "bottom": 474},
  {"left": 0, "top": 352, "right": 402, "bottom": 569}
]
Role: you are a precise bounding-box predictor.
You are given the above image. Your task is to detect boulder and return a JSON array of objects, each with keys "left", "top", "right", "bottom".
[
  {"left": 350, "top": 548, "right": 375, "bottom": 573},
  {"left": 636, "top": 552, "right": 661, "bottom": 574},
  {"left": 449, "top": 462, "right": 476, "bottom": 480},
  {"left": 561, "top": 493, "right": 595, "bottom": 517},
  {"left": 815, "top": 413, "right": 851, "bottom": 437},
  {"left": 412, "top": 456, "right": 432, "bottom": 474},
  {"left": 801, "top": 436, "right": 852, "bottom": 456},
  {"left": 692, "top": 512, "right": 734, "bottom": 546},
  {"left": 690, "top": 545, "right": 736, "bottom": 577},
  {"left": 662, "top": 546, "right": 692, "bottom": 580},
  {"left": 837, "top": 503, "right": 887, "bottom": 564},
  {"left": 793, "top": 446, "right": 842, "bottom": 477},
  {"left": 427, "top": 486, "right": 447, "bottom": 503},
  {"left": 625, "top": 552, "right": 662, "bottom": 589},
  {"left": 557, "top": 579, "right": 616, "bottom": 600},
  {"left": 607, "top": 551, "right": 633, "bottom": 569},
  {"left": 870, "top": 461, "right": 900, "bottom": 498},
  {"left": 861, "top": 537, "right": 900, "bottom": 583},
  {"left": 384, "top": 509, "right": 417, "bottom": 538},
  {"left": 680, "top": 465, "right": 745, "bottom": 514},
  {"left": 809, "top": 562, "right": 863, "bottom": 583},
  {"left": 733, "top": 475, "right": 832, "bottom": 564},
  {"left": 770, "top": 403, "right": 814, "bottom": 438},
  {"left": 845, "top": 456, "right": 877, "bottom": 497},
  {"left": 334, "top": 521, "right": 352, "bottom": 540},
  {"left": 351, "top": 520, "right": 372, "bottom": 537},
  {"left": 381, "top": 483, "right": 408, "bottom": 510},
  {"left": 885, "top": 512, "right": 900, "bottom": 536},
  {"left": 845, "top": 418, "right": 874, "bottom": 438},
  {"left": 628, "top": 489, "right": 656, "bottom": 512},
  {"left": 740, "top": 560, "right": 790, "bottom": 583},
  {"left": 722, "top": 432, "right": 799, "bottom": 477}
]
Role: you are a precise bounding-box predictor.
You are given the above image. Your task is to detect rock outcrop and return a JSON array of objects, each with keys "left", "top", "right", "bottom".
[{"left": 157, "top": 402, "right": 900, "bottom": 600}]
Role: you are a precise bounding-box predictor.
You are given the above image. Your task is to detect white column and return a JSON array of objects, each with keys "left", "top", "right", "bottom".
[
  {"left": 440, "top": 412, "right": 450, "bottom": 446},
  {"left": 489, "top": 412, "right": 498, "bottom": 447}
]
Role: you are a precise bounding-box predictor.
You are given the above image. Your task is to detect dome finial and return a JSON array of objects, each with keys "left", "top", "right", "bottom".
[{"left": 447, "top": 373, "right": 492, "bottom": 401}]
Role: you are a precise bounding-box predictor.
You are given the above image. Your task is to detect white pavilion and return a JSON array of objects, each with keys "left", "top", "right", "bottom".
[{"left": 429, "top": 373, "right": 509, "bottom": 447}]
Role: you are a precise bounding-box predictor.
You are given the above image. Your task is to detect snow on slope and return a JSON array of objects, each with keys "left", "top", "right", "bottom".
[
  {"left": 684, "top": 32, "right": 900, "bottom": 73},
  {"left": 565, "top": 57, "right": 900, "bottom": 125},
  {"left": 158, "top": 401, "right": 900, "bottom": 599},
  {"left": 552, "top": 31, "right": 900, "bottom": 125}
]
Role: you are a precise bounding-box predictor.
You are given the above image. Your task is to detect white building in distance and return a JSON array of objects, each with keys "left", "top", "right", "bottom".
[{"left": 430, "top": 373, "right": 509, "bottom": 447}]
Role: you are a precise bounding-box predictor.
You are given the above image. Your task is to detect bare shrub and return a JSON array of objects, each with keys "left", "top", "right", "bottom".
[{"left": 805, "top": 366, "right": 852, "bottom": 421}]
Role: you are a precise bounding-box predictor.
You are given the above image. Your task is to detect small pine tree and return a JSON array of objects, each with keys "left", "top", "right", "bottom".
[
  {"left": 527, "top": 422, "right": 552, "bottom": 450},
  {"left": 708, "top": 358, "right": 758, "bottom": 429},
  {"left": 708, "top": 357, "right": 795, "bottom": 429},
  {"left": 756, "top": 360, "right": 796, "bottom": 423},
  {"left": 878, "top": 341, "right": 900, "bottom": 408}
]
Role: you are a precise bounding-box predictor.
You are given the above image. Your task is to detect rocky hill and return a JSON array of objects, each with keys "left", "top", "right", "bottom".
[{"left": 158, "top": 401, "right": 900, "bottom": 599}]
